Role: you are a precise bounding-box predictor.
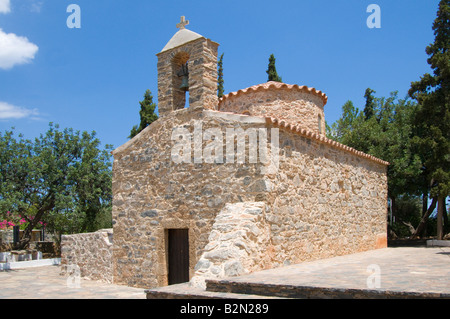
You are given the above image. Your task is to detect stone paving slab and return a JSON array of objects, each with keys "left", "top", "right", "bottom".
[
  {"left": 0, "top": 265, "right": 146, "bottom": 299},
  {"left": 146, "top": 247, "right": 450, "bottom": 299},
  {"left": 206, "top": 247, "right": 450, "bottom": 298},
  {"left": 2, "top": 247, "right": 449, "bottom": 299},
  {"left": 146, "top": 282, "right": 286, "bottom": 299}
]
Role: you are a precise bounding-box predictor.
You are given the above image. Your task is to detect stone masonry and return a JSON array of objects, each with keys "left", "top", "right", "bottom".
[
  {"left": 157, "top": 29, "right": 219, "bottom": 116},
  {"left": 60, "top": 229, "right": 113, "bottom": 283},
  {"left": 111, "top": 109, "right": 275, "bottom": 288},
  {"left": 61, "top": 18, "right": 389, "bottom": 290},
  {"left": 190, "top": 202, "right": 271, "bottom": 289},
  {"left": 111, "top": 106, "right": 388, "bottom": 289},
  {"left": 219, "top": 81, "right": 328, "bottom": 136}
]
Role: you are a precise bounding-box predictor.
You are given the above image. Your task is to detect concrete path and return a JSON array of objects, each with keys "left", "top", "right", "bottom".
[{"left": 0, "top": 265, "right": 146, "bottom": 299}]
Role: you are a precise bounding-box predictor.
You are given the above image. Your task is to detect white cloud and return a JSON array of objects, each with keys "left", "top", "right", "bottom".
[
  {"left": 0, "top": 0, "right": 10, "bottom": 14},
  {"left": 0, "top": 28, "right": 39, "bottom": 70},
  {"left": 0, "top": 101, "right": 39, "bottom": 120}
]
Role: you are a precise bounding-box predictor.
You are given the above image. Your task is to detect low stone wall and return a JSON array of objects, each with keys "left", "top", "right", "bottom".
[
  {"left": 0, "top": 230, "right": 13, "bottom": 245},
  {"left": 60, "top": 229, "right": 113, "bottom": 283},
  {"left": 0, "top": 230, "right": 44, "bottom": 244}
]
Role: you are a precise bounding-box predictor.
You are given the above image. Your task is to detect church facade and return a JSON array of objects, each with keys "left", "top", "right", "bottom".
[
  {"left": 109, "top": 18, "right": 389, "bottom": 289},
  {"left": 59, "top": 18, "right": 388, "bottom": 289}
]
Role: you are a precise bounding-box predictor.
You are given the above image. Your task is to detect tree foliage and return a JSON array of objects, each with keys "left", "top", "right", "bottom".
[
  {"left": 266, "top": 54, "right": 282, "bottom": 82},
  {"left": 218, "top": 53, "right": 225, "bottom": 98},
  {"left": 330, "top": 91, "right": 421, "bottom": 202},
  {"left": 0, "top": 123, "right": 113, "bottom": 248},
  {"left": 364, "top": 88, "right": 376, "bottom": 120},
  {"left": 129, "top": 89, "right": 158, "bottom": 139},
  {"left": 329, "top": 1, "right": 449, "bottom": 238},
  {"left": 408, "top": 0, "right": 449, "bottom": 238},
  {"left": 408, "top": 0, "right": 450, "bottom": 200}
]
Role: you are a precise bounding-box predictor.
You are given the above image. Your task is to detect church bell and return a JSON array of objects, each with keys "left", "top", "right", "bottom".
[
  {"left": 180, "top": 75, "right": 189, "bottom": 91},
  {"left": 178, "top": 62, "right": 189, "bottom": 92}
]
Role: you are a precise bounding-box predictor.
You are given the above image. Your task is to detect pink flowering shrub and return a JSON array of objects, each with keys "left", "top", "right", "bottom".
[
  {"left": 0, "top": 212, "right": 14, "bottom": 230},
  {"left": 0, "top": 211, "right": 47, "bottom": 230},
  {"left": 0, "top": 220, "right": 15, "bottom": 229}
]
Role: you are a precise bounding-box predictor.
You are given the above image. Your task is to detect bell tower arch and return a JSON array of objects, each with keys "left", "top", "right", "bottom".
[
  {"left": 156, "top": 17, "right": 219, "bottom": 117},
  {"left": 171, "top": 51, "right": 190, "bottom": 110}
]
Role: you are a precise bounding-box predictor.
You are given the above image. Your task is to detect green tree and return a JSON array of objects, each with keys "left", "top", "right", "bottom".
[
  {"left": 330, "top": 91, "right": 421, "bottom": 230},
  {"left": 408, "top": 0, "right": 450, "bottom": 239},
  {"left": 218, "top": 53, "right": 225, "bottom": 98},
  {"left": 129, "top": 89, "right": 158, "bottom": 139},
  {"left": 372, "top": 94, "right": 422, "bottom": 219},
  {"left": 0, "top": 123, "right": 113, "bottom": 248},
  {"left": 364, "top": 88, "right": 376, "bottom": 120},
  {"left": 266, "top": 54, "right": 282, "bottom": 82},
  {"left": 329, "top": 100, "right": 361, "bottom": 145}
]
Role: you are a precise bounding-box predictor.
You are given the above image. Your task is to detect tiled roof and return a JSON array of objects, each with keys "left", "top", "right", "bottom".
[
  {"left": 203, "top": 109, "right": 389, "bottom": 166},
  {"left": 265, "top": 116, "right": 389, "bottom": 166},
  {"left": 219, "top": 81, "right": 328, "bottom": 106}
]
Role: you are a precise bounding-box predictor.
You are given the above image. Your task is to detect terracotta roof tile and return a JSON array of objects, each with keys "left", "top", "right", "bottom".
[
  {"left": 265, "top": 116, "right": 389, "bottom": 166},
  {"left": 204, "top": 109, "right": 389, "bottom": 166},
  {"left": 219, "top": 81, "right": 328, "bottom": 107}
]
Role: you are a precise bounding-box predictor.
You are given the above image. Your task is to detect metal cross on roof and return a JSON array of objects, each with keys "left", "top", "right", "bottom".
[{"left": 176, "top": 16, "right": 189, "bottom": 30}]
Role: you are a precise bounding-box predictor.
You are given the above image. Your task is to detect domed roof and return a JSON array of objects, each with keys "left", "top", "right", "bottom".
[
  {"left": 219, "top": 81, "right": 328, "bottom": 106},
  {"left": 160, "top": 28, "right": 205, "bottom": 53}
]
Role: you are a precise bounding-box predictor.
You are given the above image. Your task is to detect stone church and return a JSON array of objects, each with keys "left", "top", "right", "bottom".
[{"left": 61, "top": 17, "right": 389, "bottom": 289}]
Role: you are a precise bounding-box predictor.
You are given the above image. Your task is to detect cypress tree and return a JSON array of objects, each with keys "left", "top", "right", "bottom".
[
  {"left": 218, "top": 53, "right": 224, "bottom": 98},
  {"left": 363, "top": 88, "right": 376, "bottom": 120},
  {"left": 129, "top": 89, "right": 158, "bottom": 139},
  {"left": 266, "top": 54, "right": 282, "bottom": 82},
  {"left": 408, "top": 0, "right": 450, "bottom": 239}
]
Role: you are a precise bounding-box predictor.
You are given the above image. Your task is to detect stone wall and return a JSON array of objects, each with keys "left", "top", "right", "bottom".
[
  {"left": 157, "top": 37, "right": 219, "bottom": 116},
  {"left": 219, "top": 82, "right": 327, "bottom": 135},
  {"left": 262, "top": 126, "right": 388, "bottom": 266},
  {"left": 190, "top": 202, "right": 271, "bottom": 289},
  {"left": 0, "top": 230, "right": 42, "bottom": 243},
  {"left": 60, "top": 229, "right": 113, "bottom": 283},
  {"left": 111, "top": 109, "right": 269, "bottom": 288},
  {"left": 188, "top": 122, "right": 387, "bottom": 286},
  {"left": 111, "top": 108, "right": 388, "bottom": 289},
  {"left": 0, "top": 230, "right": 13, "bottom": 244}
]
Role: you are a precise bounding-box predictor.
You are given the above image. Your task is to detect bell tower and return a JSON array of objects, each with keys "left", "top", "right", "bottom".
[{"left": 156, "top": 17, "right": 220, "bottom": 117}]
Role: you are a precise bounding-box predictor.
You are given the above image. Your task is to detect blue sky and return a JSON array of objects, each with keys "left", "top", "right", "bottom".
[{"left": 0, "top": 0, "right": 440, "bottom": 150}]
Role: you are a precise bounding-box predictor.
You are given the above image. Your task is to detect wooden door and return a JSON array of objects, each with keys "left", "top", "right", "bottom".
[{"left": 168, "top": 229, "right": 189, "bottom": 285}]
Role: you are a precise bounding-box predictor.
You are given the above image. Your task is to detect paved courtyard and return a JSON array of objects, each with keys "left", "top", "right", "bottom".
[
  {"left": 205, "top": 246, "right": 450, "bottom": 297},
  {"left": 1, "top": 246, "right": 449, "bottom": 299},
  {"left": 0, "top": 265, "right": 146, "bottom": 299}
]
